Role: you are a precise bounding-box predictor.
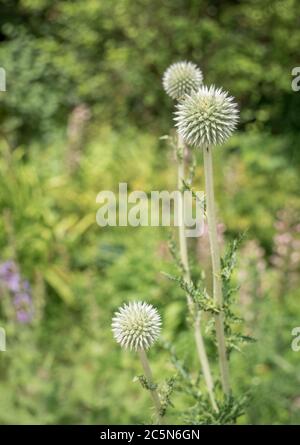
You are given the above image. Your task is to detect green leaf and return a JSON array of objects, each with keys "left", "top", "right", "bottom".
[{"left": 44, "top": 266, "right": 75, "bottom": 306}]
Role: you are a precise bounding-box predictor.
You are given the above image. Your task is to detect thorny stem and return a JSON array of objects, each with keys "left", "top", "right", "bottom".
[
  {"left": 138, "top": 348, "right": 163, "bottom": 424},
  {"left": 177, "top": 134, "right": 218, "bottom": 412},
  {"left": 202, "top": 145, "right": 230, "bottom": 396}
]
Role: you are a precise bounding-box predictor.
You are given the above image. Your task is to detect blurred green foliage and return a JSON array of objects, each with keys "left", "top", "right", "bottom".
[
  {"left": 0, "top": 126, "right": 299, "bottom": 424},
  {"left": 0, "top": 0, "right": 300, "bottom": 425},
  {"left": 1, "top": 0, "right": 300, "bottom": 143}
]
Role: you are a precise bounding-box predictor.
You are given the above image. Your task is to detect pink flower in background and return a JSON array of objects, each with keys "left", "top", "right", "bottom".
[
  {"left": 237, "top": 239, "right": 267, "bottom": 322},
  {"left": 271, "top": 209, "right": 300, "bottom": 293}
]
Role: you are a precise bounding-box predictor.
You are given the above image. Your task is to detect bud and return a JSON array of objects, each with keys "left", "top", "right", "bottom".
[{"left": 163, "top": 61, "right": 203, "bottom": 101}]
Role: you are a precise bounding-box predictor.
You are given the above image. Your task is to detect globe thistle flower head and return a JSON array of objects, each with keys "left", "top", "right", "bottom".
[
  {"left": 174, "top": 85, "right": 239, "bottom": 147},
  {"left": 162, "top": 61, "right": 203, "bottom": 100},
  {"left": 112, "top": 301, "right": 161, "bottom": 351}
]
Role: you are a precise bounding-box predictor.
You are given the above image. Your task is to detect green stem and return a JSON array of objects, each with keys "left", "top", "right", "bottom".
[
  {"left": 138, "top": 348, "right": 163, "bottom": 424},
  {"left": 202, "top": 145, "right": 230, "bottom": 396},
  {"left": 177, "top": 134, "right": 218, "bottom": 412}
]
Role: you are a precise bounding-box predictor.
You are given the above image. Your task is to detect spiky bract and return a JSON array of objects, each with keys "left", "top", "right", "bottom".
[
  {"left": 174, "top": 85, "right": 239, "bottom": 147},
  {"left": 163, "top": 61, "right": 203, "bottom": 100},
  {"left": 112, "top": 301, "right": 161, "bottom": 351}
]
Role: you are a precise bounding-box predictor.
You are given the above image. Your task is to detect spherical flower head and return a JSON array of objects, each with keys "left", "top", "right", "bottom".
[
  {"left": 112, "top": 301, "right": 161, "bottom": 351},
  {"left": 174, "top": 85, "right": 239, "bottom": 147},
  {"left": 162, "top": 61, "right": 203, "bottom": 101}
]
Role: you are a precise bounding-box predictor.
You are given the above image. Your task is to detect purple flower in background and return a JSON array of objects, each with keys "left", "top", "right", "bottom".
[
  {"left": 0, "top": 260, "right": 21, "bottom": 293},
  {"left": 13, "top": 292, "right": 34, "bottom": 324},
  {"left": 0, "top": 259, "right": 34, "bottom": 324}
]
